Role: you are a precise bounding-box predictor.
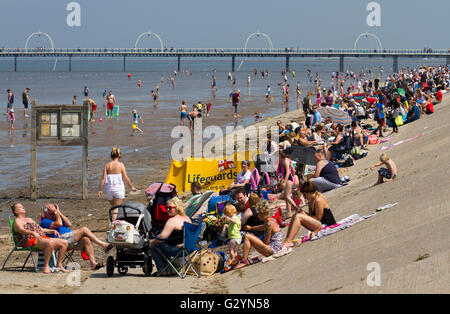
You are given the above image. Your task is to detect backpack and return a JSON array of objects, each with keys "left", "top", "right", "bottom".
[
  {"left": 338, "top": 154, "right": 355, "bottom": 168},
  {"left": 207, "top": 195, "right": 233, "bottom": 214},
  {"left": 368, "top": 134, "right": 379, "bottom": 145}
]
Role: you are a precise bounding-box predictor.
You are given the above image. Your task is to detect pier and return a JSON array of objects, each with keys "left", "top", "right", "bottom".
[{"left": 1, "top": 48, "right": 449, "bottom": 72}]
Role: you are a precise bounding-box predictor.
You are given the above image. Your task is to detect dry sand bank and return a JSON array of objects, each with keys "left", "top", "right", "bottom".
[{"left": 1, "top": 96, "right": 449, "bottom": 294}]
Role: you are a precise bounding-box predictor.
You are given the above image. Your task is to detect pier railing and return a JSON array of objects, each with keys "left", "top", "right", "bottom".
[{"left": 1, "top": 48, "right": 450, "bottom": 55}]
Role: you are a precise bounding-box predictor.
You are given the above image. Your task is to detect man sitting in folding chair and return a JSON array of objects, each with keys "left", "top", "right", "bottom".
[
  {"left": 3, "top": 203, "right": 69, "bottom": 274},
  {"left": 40, "top": 203, "right": 113, "bottom": 271},
  {"left": 149, "top": 198, "right": 202, "bottom": 278}
]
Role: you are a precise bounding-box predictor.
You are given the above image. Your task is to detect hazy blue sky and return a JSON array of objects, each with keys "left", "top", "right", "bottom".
[{"left": 1, "top": 0, "right": 449, "bottom": 49}]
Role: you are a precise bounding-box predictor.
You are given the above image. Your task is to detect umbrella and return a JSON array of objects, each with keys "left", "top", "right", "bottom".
[
  {"left": 317, "top": 107, "right": 353, "bottom": 126},
  {"left": 283, "top": 146, "right": 317, "bottom": 166},
  {"left": 397, "top": 88, "right": 406, "bottom": 97}
]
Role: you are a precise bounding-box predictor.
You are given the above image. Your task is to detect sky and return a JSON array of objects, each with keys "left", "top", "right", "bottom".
[{"left": 1, "top": 0, "right": 449, "bottom": 49}]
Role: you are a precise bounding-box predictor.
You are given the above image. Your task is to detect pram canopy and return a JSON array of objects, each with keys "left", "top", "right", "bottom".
[{"left": 112, "top": 201, "right": 152, "bottom": 232}]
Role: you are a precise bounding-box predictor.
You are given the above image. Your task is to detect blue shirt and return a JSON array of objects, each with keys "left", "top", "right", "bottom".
[
  {"left": 412, "top": 105, "right": 421, "bottom": 119},
  {"left": 40, "top": 218, "right": 72, "bottom": 238},
  {"left": 312, "top": 111, "right": 322, "bottom": 126},
  {"left": 376, "top": 102, "right": 385, "bottom": 119}
]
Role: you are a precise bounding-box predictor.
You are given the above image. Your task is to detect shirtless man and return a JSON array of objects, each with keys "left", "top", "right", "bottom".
[
  {"left": 106, "top": 91, "right": 116, "bottom": 119},
  {"left": 179, "top": 100, "right": 188, "bottom": 126},
  {"left": 88, "top": 98, "right": 97, "bottom": 122}
]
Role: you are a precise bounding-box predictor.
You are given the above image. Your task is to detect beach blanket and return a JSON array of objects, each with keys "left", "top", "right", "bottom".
[
  {"left": 297, "top": 203, "right": 398, "bottom": 243},
  {"left": 297, "top": 213, "right": 375, "bottom": 243},
  {"left": 380, "top": 133, "right": 423, "bottom": 151}
]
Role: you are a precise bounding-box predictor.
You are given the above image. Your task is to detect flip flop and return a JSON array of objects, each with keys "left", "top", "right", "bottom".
[
  {"left": 93, "top": 263, "right": 105, "bottom": 271},
  {"left": 273, "top": 246, "right": 292, "bottom": 258},
  {"left": 234, "top": 259, "right": 250, "bottom": 270},
  {"left": 104, "top": 244, "right": 114, "bottom": 253}
]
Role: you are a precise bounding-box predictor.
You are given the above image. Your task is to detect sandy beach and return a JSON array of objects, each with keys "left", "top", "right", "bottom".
[{"left": 1, "top": 93, "right": 449, "bottom": 294}]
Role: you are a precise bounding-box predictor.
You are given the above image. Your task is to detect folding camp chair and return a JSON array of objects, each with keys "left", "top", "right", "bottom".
[
  {"left": 39, "top": 213, "right": 76, "bottom": 267},
  {"left": 2, "top": 216, "right": 41, "bottom": 272},
  {"left": 154, "top": 221, "right": 203, "bottom": 278}
]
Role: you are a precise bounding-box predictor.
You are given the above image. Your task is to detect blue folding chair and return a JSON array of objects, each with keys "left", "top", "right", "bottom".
[{"left": 154, "top": 221, "right": 203, "bottom": 278}]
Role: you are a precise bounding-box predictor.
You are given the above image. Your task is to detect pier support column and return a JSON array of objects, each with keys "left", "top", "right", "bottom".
[
  {"left": 446, "top": 55, "right": 450, "bottom": 66},
  {"left": 393, "top": 55, "right": 399, "bottom": 73},
  {"left": 177, "top": 55, "right": 181, "bottom": 72},
  {"left": 339, "top": 55, "right": 344, "bottom": 73},
  {"left": 232, "top": 55, "right": 235, "bottom": 72},
  {"left": 123, "top": 55, "right": 126, "bottom": 72},
  {"left": 14, "top": 56, "right": 17, "bottom": 72},
  {"left": 69, "top": 55, "right": 72, "bottom": 72},
  {"left": 286, "top": 55, "right": 290, "bottom": 72}
]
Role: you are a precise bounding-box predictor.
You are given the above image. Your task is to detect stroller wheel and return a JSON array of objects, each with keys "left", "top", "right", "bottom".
[
  {"left": 118, "top": 266, "right": 128, "bottom": 275},
  {"left": 106, "top": 256, "right": 115, "bottom": 277},
  {"left": 143, "top": 255, "right": 153, "bottom": 277}
]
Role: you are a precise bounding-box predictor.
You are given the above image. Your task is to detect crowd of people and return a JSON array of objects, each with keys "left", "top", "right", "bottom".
[{"left": 7, "top": 65, "right": 448, "bottom": 276}]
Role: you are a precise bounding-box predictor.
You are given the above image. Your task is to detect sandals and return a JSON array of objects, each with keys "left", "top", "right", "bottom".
[
  {"left": 104, "top": 244, "right": 114, "bottom": 253},
  {"left": 273, "top": 246, "right": 293, "bottom": 258},
  {"left": 234, "top": 259, "right": 250, "bottom": 269},
  {"left": 93, "top": 263, "right": 105, "bottom": 271}
]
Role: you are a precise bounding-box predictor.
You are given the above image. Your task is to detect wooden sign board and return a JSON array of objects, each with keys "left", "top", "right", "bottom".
[{"left": 30, "top": 100, "right": 89, "bottom": 200}]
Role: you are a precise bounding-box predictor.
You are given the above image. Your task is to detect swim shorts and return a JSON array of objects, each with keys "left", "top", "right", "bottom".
[
  {"left": 22, "top": 235, "right": 50, "bottom": 248},
  {"left": 107, "top": 103, "right": 114, "bottom": 111},
  {"left": 23, "top": 101, "right": 28, "bottom": 109},
  {"left": 378, "top": 168, "right": 396, "bottom": 180},
  {"left": 60, "top": 231, "right": 80, "bottom": 250},
  {"left": 180, "top": 111, "right": 187, "bottom": 119}
]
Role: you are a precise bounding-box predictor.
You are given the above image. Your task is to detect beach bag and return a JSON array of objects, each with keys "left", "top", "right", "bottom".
[
  {"left": 207, "top": 195, "right": 233, "bottom": 214},
  {"left": 106, "top": 220, "right": 144, "bottom": 248},
  {"left": 395, "top": 115, "right": 404, "bottom": 126},
  {"left": 185, "top": 248, "right": 220, "bottom": 277},
  {"left": 368, "top": 135, "right": 379, "bottom": 145}
]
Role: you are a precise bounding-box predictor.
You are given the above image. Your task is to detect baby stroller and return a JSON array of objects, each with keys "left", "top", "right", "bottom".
[{"left": 105, "top": 201, "right": 153, "bottom": 277}]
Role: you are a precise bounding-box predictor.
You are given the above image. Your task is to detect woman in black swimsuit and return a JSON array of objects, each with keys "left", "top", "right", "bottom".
[
  {"left": 277, "top": 151, "right": 300, "bottom": 218},
  {"left": 282, "top": 181, "right": 336, "bottom": 248}
]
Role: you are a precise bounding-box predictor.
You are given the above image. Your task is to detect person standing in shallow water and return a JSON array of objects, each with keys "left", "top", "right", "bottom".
[{"left": 98, "top": 146, "right": 137, "bottom": 220}]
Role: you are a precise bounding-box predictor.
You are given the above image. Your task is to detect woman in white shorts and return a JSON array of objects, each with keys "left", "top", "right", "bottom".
[{"left": 98, "top": 146, "right": 137, "bottom": 220}]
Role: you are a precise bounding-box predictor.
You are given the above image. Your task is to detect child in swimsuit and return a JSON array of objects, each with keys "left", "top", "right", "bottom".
[
  {"left": 370, "top": 153, "right": 397, "bottom": 185},
  {"left": 131, "top": 109, "right": 144, "bottom": 135}
]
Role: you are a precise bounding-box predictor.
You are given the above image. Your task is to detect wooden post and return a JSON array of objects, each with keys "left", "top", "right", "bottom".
[
  {"left": 30, "top": 100, "right": 37, "bottom": 201},
  {"left": 82, "top": 100, "right": 89, "bottom": 199}
]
